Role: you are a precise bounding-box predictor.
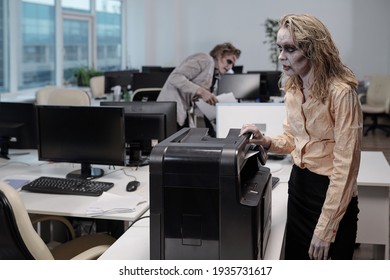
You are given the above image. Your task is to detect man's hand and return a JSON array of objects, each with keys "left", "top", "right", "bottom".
[
  {"left": 308, "top": 234, "right": 331, "bottom": 260},
  {"left": 196, "top": 87, "right": 218, "bottom": 105}
]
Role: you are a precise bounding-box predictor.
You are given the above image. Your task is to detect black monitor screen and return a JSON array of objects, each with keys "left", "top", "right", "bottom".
[
  {"left": 247, "top": 71, "right": 282, "bottom": 99},
  {"left": 142, "top": 66, "right": 162, "bottom": 73},
  {"left": 100, "top": 101, "right": 177, "bottom": 166},
  {"left": 0, "top": 102, "right": 37, "bottom": 159},
  {"left": 131, "top": 72, "right": 171, "bottom": 91},
  {"left": 232, "top": 65, "right": 244, "bottom": 73},
  {"left": 104, "top": 69, "right": 139, "bottom": 93},
  {"left": 36, "top": 105, "right": 126, "bottom": 179},
  {"left": 217, "top": 73, "right": 261, "bottom": 101}
]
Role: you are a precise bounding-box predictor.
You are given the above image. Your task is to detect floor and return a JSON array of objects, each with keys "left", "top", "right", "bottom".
[{"left": 353, "top": 115, "right": 390, "bottom": 260}]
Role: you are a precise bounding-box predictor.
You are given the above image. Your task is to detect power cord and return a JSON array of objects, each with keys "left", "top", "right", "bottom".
[{"left": 127, "top": 215, "right": 150, "bottom": 230}]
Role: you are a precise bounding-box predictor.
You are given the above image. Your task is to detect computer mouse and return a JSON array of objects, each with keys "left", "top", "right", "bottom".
[{"left": 126, "top": 180, "right": 140, "bottom": 192}]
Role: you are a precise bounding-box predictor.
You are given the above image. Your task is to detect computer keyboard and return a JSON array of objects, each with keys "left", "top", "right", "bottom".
[{"left": 21, "top": 176, "right": 114, "bottom": 197}]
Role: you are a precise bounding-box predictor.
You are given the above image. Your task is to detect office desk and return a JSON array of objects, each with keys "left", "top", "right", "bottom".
[
  {"left": 2, "top": 150, "right": 389, "bottom": 259},
  {"left": 355, "top": 151, "right": 390, "bottom": 259},
  {"left": 0, "top": 150, "right": 149, "bottom": 222},
  {"left": 99, "top": 151, "right": 390, "bottom": 260}
]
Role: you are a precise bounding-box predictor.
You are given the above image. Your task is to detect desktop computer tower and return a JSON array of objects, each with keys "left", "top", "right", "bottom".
[{"left": 149, "top": 128, "right": 272, "bottom": 260}]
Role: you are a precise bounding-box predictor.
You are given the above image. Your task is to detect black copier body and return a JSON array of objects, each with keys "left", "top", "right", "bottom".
[{"left": 149, "top": 128, "right": 272, "bottom": 259}]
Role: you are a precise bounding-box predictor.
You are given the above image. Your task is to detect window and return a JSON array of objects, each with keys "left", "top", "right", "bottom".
[
  {"left": 63, "top": 18, "right": 91, "bottom": 83},
  {"left": 96, "top": 0, "right": 122, "bottom": 71},
  {"left": 62, "top": 0, "right": 90, "bottom": 13},
  {"left": 0, "top": 0, "right": 124, "bottom": 94},
  {"left": 0, "top": 0, "right": 9, "bottom": 93},
  {"left": 20, "top": 0, "right": 55, "bottom": 90}
]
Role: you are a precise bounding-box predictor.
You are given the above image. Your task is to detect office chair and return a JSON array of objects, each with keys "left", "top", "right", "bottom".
[
  {"left": 132, "top": 88, "right": 162, "bottom": 102},
  {"left": 89, "top": 75, "right": 105, "bottom": 99},
  {"left": 358, "top": 75, "right": 390, "bottom": 136},
  {"left": 35, "top": 85, "right": 58, "bottom": 105},
  {"left": 36, "top": 87, "right": 90, "bottom": 106},
  {"left": 0, "top": 181, "right": 116, "bottom": 260}
]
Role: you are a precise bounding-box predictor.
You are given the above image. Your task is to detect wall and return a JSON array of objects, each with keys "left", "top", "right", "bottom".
[{"left": 126, "top": 0, "right": 390, "bottom": 80}]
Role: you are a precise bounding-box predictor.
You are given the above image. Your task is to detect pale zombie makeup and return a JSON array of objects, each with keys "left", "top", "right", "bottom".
[
  {"left": 215, "top": 54, "right": 237, "bottom": 75},
  {"left": 276, "top": 27, "right": 311, "bottom": 78}
]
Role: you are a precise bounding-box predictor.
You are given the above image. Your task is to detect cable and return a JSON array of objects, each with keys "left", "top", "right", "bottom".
[
  {"left": 0, "top": 161, "right": 31, "bottom": 168},
  {"left": 89, "top": 167, "right": 137, "bottom": 182},
  {"left": 127, "top": 215, "right": 150, "bottom": 229}
]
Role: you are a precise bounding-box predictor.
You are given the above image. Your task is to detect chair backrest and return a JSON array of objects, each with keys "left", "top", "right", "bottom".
[
  {"left": 132, "top": 87, "right": 162, "bottom": 102},
  {"left": 90, "top": 75, "right": 105, "bottom": 98},
  {"left": 0, "top": 181, "right": 53, "bottom": 260},
  {"left": 366, "top": 75, "right": 390, "bottom": 110},
  {"left": 35, "top": 85, "right": 58, "bottom": 105},
  {"left": 36, "top": 87, "right": 90, "bottom": 106}
]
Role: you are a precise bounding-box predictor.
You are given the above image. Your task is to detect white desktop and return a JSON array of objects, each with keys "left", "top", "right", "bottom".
[
  {"left": 0, "top": 150, "right": 149, "bottom": 222},
  {"left": 1, "top": 146, "right": 390, "bottom": 259},
  {"left": 216, "top": 103, "right": 286, "bottom": 138}
]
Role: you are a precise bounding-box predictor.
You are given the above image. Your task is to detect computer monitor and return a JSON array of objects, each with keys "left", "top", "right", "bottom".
[
  {"left": 100, "top": 101, "right": 177, "bottom": 166},
  {"left": 160, "top": 67, "right": 175, "bottom": 73},
  {"left": 217, "top": 73, "right": 261, "bottom": 101},
  {"left": 141, "top": 66, "right": 162, "bottom": 73},
  {"left": 131, "top": 72, "right": 171, "bottom": 91},
  {"left": 0, "top": 102, "right": 37, "bottom": 159},
  {"left": 36, "top": 105, "right": 126, "bottom": 179},
  {"left": 104, "top": 69, "right": 139, "bottom": 94},
  {"left": 232, "top": 65, "right": 244, "bottom": 73},
  {"left": 247, "top": 71, "right": 282, "bottom": 99},
  {"left": 141, "top": 66, "right": 175, "bottom": 73}
]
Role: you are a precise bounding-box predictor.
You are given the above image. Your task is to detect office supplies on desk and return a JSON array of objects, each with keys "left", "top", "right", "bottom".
[
  {"left": 21, "top": 176, "right": 114, "bottom": 196},
  {"left": 2, "top": 178, "right": 30, "bottom": 190},
  {"left": 195, "top": 92, "right": 237, "bottom": 121},
  {"left": 126, "top": 180, "right": 140, "bottom": 192},
  {"left": 86, "top": 192, "right": 146, "bottom": 217}
]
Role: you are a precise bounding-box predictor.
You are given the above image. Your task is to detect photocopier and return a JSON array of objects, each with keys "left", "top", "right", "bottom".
[{"left": 149, "top": 128, "right": 272, "bottom": 260}]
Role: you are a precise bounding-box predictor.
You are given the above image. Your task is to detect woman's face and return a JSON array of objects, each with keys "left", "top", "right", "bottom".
[
  {"left": 276, "top": 27, "right": 311, "bottom": 78},
  {"left": 215, "top": 54, "right": 237, "bottom": 75}
]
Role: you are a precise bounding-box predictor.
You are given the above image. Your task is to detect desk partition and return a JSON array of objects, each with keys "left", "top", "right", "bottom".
[{"left": 216, "top": 103, "right": 286, "bottom": 138}]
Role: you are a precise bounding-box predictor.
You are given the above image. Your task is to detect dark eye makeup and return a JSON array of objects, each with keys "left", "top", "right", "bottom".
[{"left": 277, "top": 44, "right": 298, "bottom": 53}]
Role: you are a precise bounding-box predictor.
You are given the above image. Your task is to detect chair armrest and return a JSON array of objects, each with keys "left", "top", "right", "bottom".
[
  {"left": 70, "top": 245, "right": 111, "bottom": 260},
  {"left": 29, "top": 214, "right": 76, "bottom": 239},
  {"left": 358, "top": 92, "right": 367, "bottom": 105},
  {"left": 386, "top": 95, "right": 390, "bottom": 114}
]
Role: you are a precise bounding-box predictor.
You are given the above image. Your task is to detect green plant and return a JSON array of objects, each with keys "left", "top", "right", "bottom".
[
  {"left": 73, "top": 67, "right": 103, "bottom": 87},
  {"left": 263, "top": 18, "right": 279, "bottom": 70}
]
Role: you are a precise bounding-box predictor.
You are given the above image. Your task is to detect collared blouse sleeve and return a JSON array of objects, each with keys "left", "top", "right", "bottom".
[{"left": 314, "top": 86, "right": 363, "bottom": 242}]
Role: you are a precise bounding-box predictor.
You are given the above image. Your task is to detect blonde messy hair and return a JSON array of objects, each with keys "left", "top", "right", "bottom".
[{"left": 280, "top": 14, "right": 357, "bottom": 102}]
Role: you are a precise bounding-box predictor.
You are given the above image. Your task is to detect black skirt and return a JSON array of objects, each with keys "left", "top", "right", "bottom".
[{"left": 284, "top": 165, "right": 359, "bottom": 260}]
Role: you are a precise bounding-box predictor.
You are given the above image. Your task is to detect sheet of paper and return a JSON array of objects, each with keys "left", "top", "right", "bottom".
[
  {"left": 195, "top": 92, "right": 237, "bottom": 121},
  {"left": 244, "top": 150, "right": 259, "bottom": 160},
  {"left": 86, "top": 192, "right": 146, "bottom": 217},
  {"left": 2, "top": 179, "right": 31, "bottom": 190}
]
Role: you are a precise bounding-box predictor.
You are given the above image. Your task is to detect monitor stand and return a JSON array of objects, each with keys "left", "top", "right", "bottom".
[
  {"left": 0, "top": 122, "right": 29, "bottom": 159},
  {"left": 128, "top": 148, "right": 149, "bottom": 167},
  {"left": 66, "top": 163, "right": 104, "bottom": 180},
  {"left": 0, "top": 136, "right": 30, "bottom": 160},
  {"left": 0, "top": 136, "right": 10, "bottom": 159}
]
